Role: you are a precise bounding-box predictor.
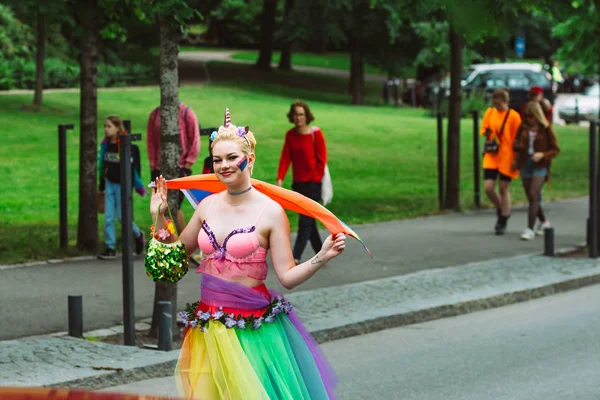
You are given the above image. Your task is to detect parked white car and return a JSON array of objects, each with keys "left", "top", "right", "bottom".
[{"left": 559, "top": 84, "right": 599, "bottom": 123}]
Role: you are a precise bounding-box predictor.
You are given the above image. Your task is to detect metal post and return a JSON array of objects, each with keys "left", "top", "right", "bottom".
[
  {"left": 68, "top": 295, "right": 83, "bottom": 337},
  {"left": 58, "top": 124, "right": 74, "bottom": 250},
  {"left": 393, "top": 79, "right": 400, "bottom": 107},
  {"left": 123, "top": 120, "right": 131, "bottom": 134},
  {"left": 544, "top": 228, "right": 555, "bottom": 256},
  {"left": 472, "top": 110, "right": 481, "bottom": 208},
  {"left": 382, "top": 81, "right": 390, "bottom": 104},
  {"left": 575, "top": 98, "right": 580, "bottom": 124},
  {"left": 437, "top": 112, "right": 444, "bottom": 209},
  {"left": 589, "top": 121, "right": 598, "bottom": 258},
  {"left": 158, "top": 301, "right": 173, "bottom": 351},
  {"left": 120, "top": 132, "right": 141, "bottom": 345},
  {"left": 411, "top": 84, "right": 417, "bottom": 108}
]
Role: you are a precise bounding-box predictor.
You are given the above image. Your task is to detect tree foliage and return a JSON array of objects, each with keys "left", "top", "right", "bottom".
[
  {"left": 0, "top": 4, "right": 34, "bottom": 60},
  {"left": 553, "top": 0, "right": 599, "bottom": 75}
]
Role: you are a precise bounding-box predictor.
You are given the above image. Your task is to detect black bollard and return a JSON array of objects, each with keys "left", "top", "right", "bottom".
[
  {"left": 68, "top": 295, "right": 83, "bottom": 337},
  {"left": 472, "top": 110, "right": 481, "bottom": 208},
  {"left": 437, "top": 112, "right": 444, "bottom": 209},
  {"left": 158, "top": 301, "right": 173, "bottom": 351},
  {"left": 120, "top": 132, "right": 142, "bottom": 345},
  {"left": 544, "top": 228, "right": 555, "bottom": 256},
  {"left": 589, "top": 121, "right": 598, "bottom": 258},
  {"left": 58, "top": 124, "right": 74, "bottom": 250}
]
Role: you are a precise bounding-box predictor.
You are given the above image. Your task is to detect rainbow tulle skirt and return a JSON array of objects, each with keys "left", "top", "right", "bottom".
[{"left": 175, "top": 274, "right": 338, "bottom": 399}]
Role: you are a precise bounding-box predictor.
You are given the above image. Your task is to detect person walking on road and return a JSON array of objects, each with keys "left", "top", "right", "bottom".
[
  {"left": 146, "top": 102, "right": 200, "bottom": 230},
  {"left": 277, "top": 100, "right": 328, "bottom": 265},
  {"left": 481, "top": 89, "right": 522, "bottom": 235},
  {"left": 150, "top": 109, "right": 343, "bottom": 399},
  {"left": 98, "top": 115, "right": 146, "bottom": 259},
  {"left": 512, "top": 101, "right": 560, "bottom": 241}
]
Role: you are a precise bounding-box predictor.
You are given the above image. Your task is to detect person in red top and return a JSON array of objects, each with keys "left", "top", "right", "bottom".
[
  {"left": 277, "top": 100, "right": 328, "bottom": 264},
  {"left": 146, "top": 102, "right": 200, "bottom": 228},
  {"left": 520, "top": 86, "right": 552, "bottom": 124}
]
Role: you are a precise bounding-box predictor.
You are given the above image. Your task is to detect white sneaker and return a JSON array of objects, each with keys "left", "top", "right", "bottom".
[
  {"left": 536, "top": 220, "right": 551, "bottom": 236},
  {"left": 521, "top": 228, "right": 535, "bottom": 241}
]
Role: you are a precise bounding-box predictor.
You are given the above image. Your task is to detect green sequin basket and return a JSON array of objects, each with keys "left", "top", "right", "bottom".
[{"left": 144, "top": 204, "right": 189, "bottom": 283}]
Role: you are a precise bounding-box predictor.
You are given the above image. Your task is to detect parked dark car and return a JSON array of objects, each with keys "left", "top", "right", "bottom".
[{"left": 461, "top": 63, "right": 555, "bottom": 111}]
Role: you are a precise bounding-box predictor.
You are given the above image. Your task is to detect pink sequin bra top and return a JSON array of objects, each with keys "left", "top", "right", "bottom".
[{"left": 197, "top": 195, "right": 269, "bottom": 281}]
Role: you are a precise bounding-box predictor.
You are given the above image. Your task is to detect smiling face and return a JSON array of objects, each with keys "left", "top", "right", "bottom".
[{"left": 212, "top": 140, "right": 255, "bottom": 184}]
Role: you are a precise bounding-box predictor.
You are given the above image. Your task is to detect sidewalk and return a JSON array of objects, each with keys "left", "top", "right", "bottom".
[
  {"left": 2, "top": 250, "right": 599, "bottom": 390},
  {"left": 0, "top": 197, "right": 588, "bottom": 341}
]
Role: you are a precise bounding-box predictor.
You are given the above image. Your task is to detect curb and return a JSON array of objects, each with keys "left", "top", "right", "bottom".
[
  {"left": 51, "top": 358, "right": 180, "bottom": 391},
  {"left": 49, "top": 261, "right": 599, "bottom": 391},
  {"left": 311, "top": 268, "right": 600, "bottom": 343},
  {"left": 0, "top": 256, "right": 98, "bottom": 271}
]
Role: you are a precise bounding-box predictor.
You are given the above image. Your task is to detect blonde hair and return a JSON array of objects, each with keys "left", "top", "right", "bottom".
[
  {"left": 211, "top": 125, "right": 257, "bottom": 157},
  {"left": 524, "top": 101, "right": 549, "bottom": 129}
]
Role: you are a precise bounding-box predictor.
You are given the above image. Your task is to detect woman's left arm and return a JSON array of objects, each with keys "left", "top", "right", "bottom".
[
  {"left": 544, "top": 126, "right": 560, "bottom": 160},
  {"left": 268, "top": 204, "right": 345, "bottom": 290},
  {"left": 314, "top": 128, "right": 327, "bottom": 181}
]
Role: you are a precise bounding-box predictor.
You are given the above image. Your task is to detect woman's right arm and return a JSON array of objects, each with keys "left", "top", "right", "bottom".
[
  {"left": 277, "top": 132, "right": 291, "bottom": 186},
  {"left": 512, "top": 126, "right": 525, "bottom": 151},
  {"left": 150, "top": 176, "right": 202, "bottom": 254}
]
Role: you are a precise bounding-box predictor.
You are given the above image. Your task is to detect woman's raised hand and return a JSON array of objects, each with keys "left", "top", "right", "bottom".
[
  {"left": 150, "top": 175, "right": 168, "bottom": 217},
  {"left": 320, "top": 232, "right": 346, "bottom": 261}
]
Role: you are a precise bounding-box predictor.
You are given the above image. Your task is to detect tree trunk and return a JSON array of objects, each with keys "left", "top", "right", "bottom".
[
  {"left": 278, "top": 0, "right": 293, "bottom": 70},
  {"left": 33, "top": 12, "right": 46, "bottom": 107},
  {"left": 149, "top": 14, "right": 182, "bottom": 340},
  {"left": 256, "top": 0, "right": 278, "bottom": 71},
  {"left": 76, "top": 0, "right": 100, "bottom": 252},
  {"left": 444, "top": 25, "right": 464, "bottom": 211},
  {"left": 348, "top": 34, "right": 364, "bottom": 105}
]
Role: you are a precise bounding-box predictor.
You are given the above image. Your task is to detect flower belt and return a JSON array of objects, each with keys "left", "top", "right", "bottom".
[{"left": 180, "top": 297, "right": 293, "bottom": 331}]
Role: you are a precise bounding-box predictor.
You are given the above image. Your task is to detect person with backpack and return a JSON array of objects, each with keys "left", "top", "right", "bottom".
[
  {"left": 481, "top": 89, "right": 522, "bottom": 235},
  {"left": 98, "top": 115, "right": 146, "bottom": 259},
  {"left": 146, "top": 102, "right": 200, "bottom": 230}
]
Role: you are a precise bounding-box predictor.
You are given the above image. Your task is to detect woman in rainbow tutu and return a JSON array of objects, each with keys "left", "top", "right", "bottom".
[{"left": 149, "top": 109, "right": 345, "bottom": 399}]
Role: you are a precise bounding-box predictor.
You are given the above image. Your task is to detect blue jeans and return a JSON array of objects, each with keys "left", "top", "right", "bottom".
[
  {"left": 520, "top": 159, "right": 548, "bottom": 179},
  {"left": 104, "top": 180, "right": 141, "bottom": 249}
]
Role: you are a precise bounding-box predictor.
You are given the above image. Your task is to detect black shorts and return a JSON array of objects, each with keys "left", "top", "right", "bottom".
[{"left": 483, "top": 169, "right": 512, "bottom": 182}]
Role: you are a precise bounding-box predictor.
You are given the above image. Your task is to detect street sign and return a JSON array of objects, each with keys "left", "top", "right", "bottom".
[{"left": 515, "top": 34, "right": 525, "bottom": 58}]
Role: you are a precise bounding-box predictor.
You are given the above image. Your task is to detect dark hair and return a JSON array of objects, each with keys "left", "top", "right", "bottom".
[
  {"left": 287, "top": 100, "right": 315, "bottom": 124},
  {"left": 491, "top": 88, "right": 509, "bottom": 103}
]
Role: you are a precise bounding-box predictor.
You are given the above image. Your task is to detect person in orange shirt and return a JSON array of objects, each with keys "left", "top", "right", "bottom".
[{"left": 481, "top": 89, "right": 522, "bottom": 235}]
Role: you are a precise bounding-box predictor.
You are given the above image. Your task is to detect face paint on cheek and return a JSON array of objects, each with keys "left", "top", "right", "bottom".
[{"left": 237, "top": 157, "right": 248, "bottom": 172}]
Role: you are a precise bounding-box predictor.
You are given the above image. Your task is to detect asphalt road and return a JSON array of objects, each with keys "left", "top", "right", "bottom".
[
  {"left": 0, "top": 198, "right": 587, "bottom": 340},
  {"left": 102, "top": 283, "right": 600, "bottom": 400}
]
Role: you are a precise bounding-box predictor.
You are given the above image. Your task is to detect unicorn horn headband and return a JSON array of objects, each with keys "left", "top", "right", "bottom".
[{"left": 210, "top": 108, "right": 252, "bottom": 149}]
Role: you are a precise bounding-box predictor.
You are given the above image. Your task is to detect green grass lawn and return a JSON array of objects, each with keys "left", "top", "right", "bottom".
[
  {"left": 0, "top": 63, "right": 589, "bottom": 264},
  {"left": 231, "top": 51, "right": 387, "bottom": 75}
]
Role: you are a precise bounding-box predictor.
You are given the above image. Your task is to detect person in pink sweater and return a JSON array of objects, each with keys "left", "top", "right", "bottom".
[{"left": 146, "top": 102, "right": 200, "bottom": 229}]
